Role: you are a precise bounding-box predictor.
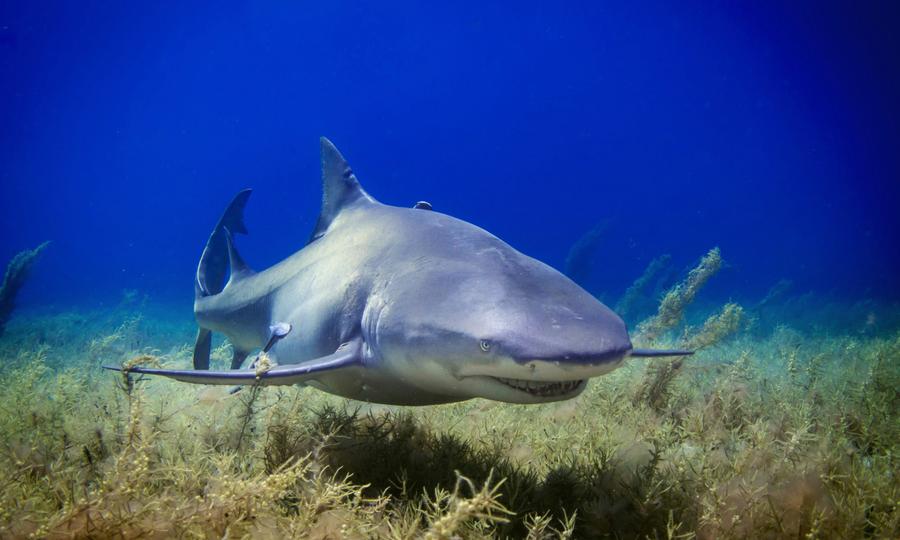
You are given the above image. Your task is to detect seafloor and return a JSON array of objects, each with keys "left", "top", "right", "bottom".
[{"left": 0, "top": 290, "right": 897, "bottom": 539}]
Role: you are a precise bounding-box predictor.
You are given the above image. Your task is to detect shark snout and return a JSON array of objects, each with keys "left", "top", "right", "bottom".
[
  {"left": 544, "top": 342, "right": 633, "bottom": 366},
  {"left": 453, "top": 330, "right": 631, "bottom": 403},
  {"left": 508, "top": 341, "right": 632, "bottom": 381},
  {"left": 457, "top": 321, "right": 633, "bottom": 384},
  {"left": 505, "top": 309, "right": 633, "bottom": 369}
]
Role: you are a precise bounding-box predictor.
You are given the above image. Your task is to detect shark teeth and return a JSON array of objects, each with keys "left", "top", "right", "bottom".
[{"left": 493, "top": 377, "right": 584, "bottom": 397}]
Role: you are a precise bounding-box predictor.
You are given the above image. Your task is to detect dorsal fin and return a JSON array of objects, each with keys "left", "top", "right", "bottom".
[
  {"left": 224, "top": 227, "right": 254, "bottom": 286},
  {"left": 309, "top": 137, "right": 377, "bottom": 242}
]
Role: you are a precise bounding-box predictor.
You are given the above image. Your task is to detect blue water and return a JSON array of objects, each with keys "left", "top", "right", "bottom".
[{"left": 2, "top": 2, "right": 898, "bottom": 311}]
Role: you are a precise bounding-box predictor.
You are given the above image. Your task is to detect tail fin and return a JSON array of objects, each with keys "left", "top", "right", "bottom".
[
  {"left": 195, "top": 189, "right": 252, "bottom": 298},
  {"left": 193, "top": 189, "right": 251, "bottom": 369}
]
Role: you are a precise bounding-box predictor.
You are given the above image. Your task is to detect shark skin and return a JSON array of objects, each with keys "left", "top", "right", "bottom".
[{"left": 104, "top": 138, "right": 690, "bottom": 405}]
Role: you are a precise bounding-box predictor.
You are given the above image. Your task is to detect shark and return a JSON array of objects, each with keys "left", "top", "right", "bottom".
[{"left": 104, "top": 138, "right": 690, "bottom": 405}]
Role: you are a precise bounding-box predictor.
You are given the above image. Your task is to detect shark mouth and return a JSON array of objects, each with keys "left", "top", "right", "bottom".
[{"left": 493, "top": 377, "right": 585, "bottom": 397}]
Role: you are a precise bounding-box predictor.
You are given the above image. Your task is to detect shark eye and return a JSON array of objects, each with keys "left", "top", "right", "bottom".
[{"left": 479, "top": 339, "right": 492, "bottom": 353}]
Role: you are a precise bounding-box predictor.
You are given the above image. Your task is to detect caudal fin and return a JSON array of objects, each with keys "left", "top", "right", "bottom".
[
  {"left": 193, "top": 189, "right": 252, "bottom": 369},
  {"left": 195, "top": 189, "right": 252, "bottom": 298}
]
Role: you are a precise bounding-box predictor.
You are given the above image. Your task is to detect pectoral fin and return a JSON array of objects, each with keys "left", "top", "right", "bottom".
[{"left": 104, "top": 341, "right": 361, "bottom": 386}]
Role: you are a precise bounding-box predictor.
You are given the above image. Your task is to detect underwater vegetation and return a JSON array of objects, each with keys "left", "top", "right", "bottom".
[
  {"left": 635, "top": 248, "right": 725, "bottom": 343},
  {"left": 564, "top": 221, "right": 610, "bottom": 294},
  {"left": 0, "top": 242, "right": 49, "bottom": 339},
  {"left": 0, "top": 259, "right": 898, "bottom": 538},
  {"left": 615, "top": 254, "right": 673, "bottom": 325}
]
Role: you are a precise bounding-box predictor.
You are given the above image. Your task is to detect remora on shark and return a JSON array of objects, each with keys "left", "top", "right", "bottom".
[{"left": 105, "top": 138, "right": 690, "bottom": 405}]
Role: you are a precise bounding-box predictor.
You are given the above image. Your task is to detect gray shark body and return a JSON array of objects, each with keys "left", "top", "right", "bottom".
[{"left": 106, "top": 138, "right": 689, "bottom": 405}]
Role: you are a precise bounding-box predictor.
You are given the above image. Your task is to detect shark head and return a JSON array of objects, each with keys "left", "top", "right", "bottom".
[{"left": 367, "top": 216, "right": 634, "bottom": 404}]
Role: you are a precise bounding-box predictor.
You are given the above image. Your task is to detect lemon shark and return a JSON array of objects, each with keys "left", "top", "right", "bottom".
[{"left": 105, "top": 138, "right": 689, "bottom": 404}]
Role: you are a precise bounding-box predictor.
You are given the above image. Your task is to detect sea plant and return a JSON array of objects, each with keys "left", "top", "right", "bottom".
[
  {"left": 0, "top": 298, "right": 897, "bottom": 538},
  {"left": 0, "top": 241, "right": 49, "bottom": 338},
  {"left": 636, "top": 247, "right": 723, "bottom": 343},
  {"left": 615, "top": 253, "right": 672, "bottom": 324}
]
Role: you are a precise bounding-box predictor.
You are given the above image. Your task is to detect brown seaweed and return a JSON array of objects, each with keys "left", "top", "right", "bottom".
[
  {"left": 0, "top": 241, "right": 49, "bottom": 338},
  {"left": 0, "top": 270, "right": 897, "bottom": 537}
]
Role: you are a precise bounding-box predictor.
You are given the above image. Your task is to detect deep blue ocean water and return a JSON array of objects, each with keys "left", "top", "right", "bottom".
[{"left": 2, "top": 2, "right": 898, "bottom": 315}]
